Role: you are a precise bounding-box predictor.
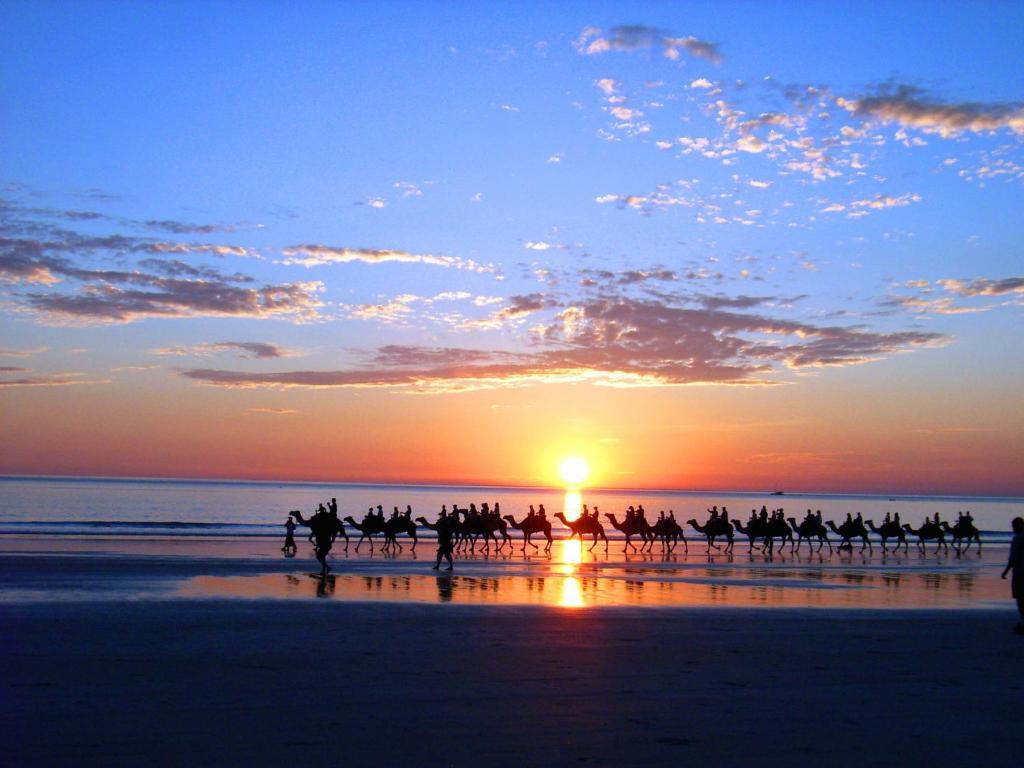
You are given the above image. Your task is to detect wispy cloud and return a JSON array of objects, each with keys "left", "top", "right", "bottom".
[
  {"left": 180, "top": 290, "right": 946, "bottom": 393},
  {"left": 576, "top": 25, "right": 722, "bottom": 63},
  {"left": 0, "top": 371, "right": 110, "bottom": 387},
  {"left": 151, "top": 341, "right": 294, "bottom": 359},
  {"left": 837, "top": 84, "right": 1024, "bottom": 137},
  {"left": 278, "top": 245, "right": 493, "bottom": 273}
]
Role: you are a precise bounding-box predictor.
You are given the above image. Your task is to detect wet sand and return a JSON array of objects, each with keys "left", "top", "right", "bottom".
[{"left": 2, "top": 538, "right": 1022, "bottom": 766}]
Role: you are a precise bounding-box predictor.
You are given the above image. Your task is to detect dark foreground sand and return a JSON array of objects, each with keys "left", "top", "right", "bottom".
[{"left": 4, "top": 598, "right": 1023, "bottom": 767}]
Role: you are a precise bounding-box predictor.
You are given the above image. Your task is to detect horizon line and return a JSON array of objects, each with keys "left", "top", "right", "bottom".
[{"left": 1, "top": 472, "right": 1021, "bottom": 502}]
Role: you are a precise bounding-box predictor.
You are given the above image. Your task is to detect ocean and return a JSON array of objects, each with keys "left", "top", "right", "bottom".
[{"left": 0, "top": 475, "right": 1019, "bottom": 540}]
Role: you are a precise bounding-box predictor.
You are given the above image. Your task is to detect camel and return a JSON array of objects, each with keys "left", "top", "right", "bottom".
[
  {"left": 686, "top": 517, "right": 734, "bottom": 553},
  {"left": 554, "top": 512, "right": 608, "bottom": 552},
  {"left": 343, "top": 515, "right": 385, "bottom": 552},
  {"left": 290, "top": 509, "right": 348, "bottom": 551},
  {"left": 503, "top": 514, "right": 553, "bottom": 552},
  {"left": 651, "top": 517, "right": 687, "bottom": 553},
  {"left": 787, "top": 517, "right": 832, "bottom": 553},
  {"left": 902, "top": 521, "right": 949, "bottom": 554},
  {"left": 826, "top": 519, "right": 872, "bottom": 552},
  {"left": 940, "top": 519, "right": 981, "bottom": 554},
  {"left": 455, "top": 510, "right": 510, "bottom": 552},
  {"left": 381, "top": 515, "right": 418, "bottom": 552},
  {"left": 731, "top": 518, "right": 764, "bottom": 551},
  {"left": 865, "top": 519, "right": 908, "bottom": 553},
  {"left": 604, "top": 513, "right": 654, "bottom": 552}
]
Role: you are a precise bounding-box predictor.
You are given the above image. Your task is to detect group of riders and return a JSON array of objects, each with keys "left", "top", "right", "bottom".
[{"left": 282, "top": 496, "right": 982, "bottom": 574}]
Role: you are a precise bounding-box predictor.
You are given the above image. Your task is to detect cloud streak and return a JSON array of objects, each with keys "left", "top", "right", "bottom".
[
  {"left": 180, "top": 292, "right": 947, "bottom": 392},
  {"left": 278, "top": 245, "right": 493, "bottom": 273},
  {"left": 837, "top": 85, "right": 1024, "bottom": 137}
]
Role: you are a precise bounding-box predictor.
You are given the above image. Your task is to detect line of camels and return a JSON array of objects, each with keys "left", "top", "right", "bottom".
[{"left": 290, "top": 505, "right": 984, "bottom": 556}]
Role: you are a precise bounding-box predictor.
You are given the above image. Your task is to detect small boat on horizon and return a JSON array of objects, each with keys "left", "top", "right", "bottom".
[{"left": 771, "top": 490, "right": 785, "bottom": 496}]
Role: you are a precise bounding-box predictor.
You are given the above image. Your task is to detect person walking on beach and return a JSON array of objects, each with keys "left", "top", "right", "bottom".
[
  {"left": 432, "top": 510, "right": 456, "bottom": 571},
  {"left": 282, "top": 517, "right": 297, "bottom": 554},
  {"left": 1001, "top": 517, "right": 1024, "bottom": 635},
  {"left": 291, "top": 507, "right": 337, "bottom": 575}
]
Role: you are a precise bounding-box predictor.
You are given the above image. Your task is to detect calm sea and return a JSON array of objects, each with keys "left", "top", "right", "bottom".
[{"left": 0, "top": 476, "right": 1020, "bottom": 540}]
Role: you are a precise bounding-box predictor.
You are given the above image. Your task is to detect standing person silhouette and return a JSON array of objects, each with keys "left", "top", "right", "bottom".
[
  {"left": 1001, "top": 517, "right": 1024, "bottom": 635},
  {"left": 282, "top": 517, "right": 297, "bottom": 554},
  {"left": 291, "top": 508, "right": 335, "bottom": 575},
  {"left": 432, "top": 510, "right": 456, "bottom": 571}
]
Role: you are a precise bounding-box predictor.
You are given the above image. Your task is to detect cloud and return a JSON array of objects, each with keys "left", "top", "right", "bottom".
[
  {"left": 180, "top": 291, "right": 947, "bottom": 392},
  {"left": 937, "top": 276, "right": 1024, "bottom": 296},
  {"left": 151, "top": 341, "right": 293, "bottom": 359},
  {"left": 0, "top": 371, "right": 110, "bottom": 387},
  {"left": 576, "top": 25, "right": 722, "bottom": 63},
  {"left": 393, "top": 181, "right": 423, "bottom": 197},
  {"left": 346, "top": 294, "right": 419, "bottom": 322},
  {"left": 278, "top": 245, "right": 492, "bottom": 272},
  {"left": 595, "top": 78, "right": 618, "bottom": 96},
  {"left": 143, "top": 220, "right": 233, "bottom": 234},
  {"left": 837, "top": 85, "right": 1024, "bottom": 137},
  {"left": 0, "top": 346, "right": 48, "bottom": 357},
  {"left": 26, "top": 280, "right": 324, "bottom": 325},
  {"left": 690, "top": 78, "right": 714, "bottom": 89},
  {"left": 244, "top": 407, "right": 299, "bottom": 416}
]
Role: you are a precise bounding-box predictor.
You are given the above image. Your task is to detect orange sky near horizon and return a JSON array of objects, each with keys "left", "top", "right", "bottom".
[{"left": 3, "top": 350, "right": 1021, "bottom": 496}]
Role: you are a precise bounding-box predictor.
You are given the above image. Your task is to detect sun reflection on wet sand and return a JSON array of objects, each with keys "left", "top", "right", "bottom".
[
  {"left": 559, "top": 576, "right": 585, "bottom": 608},
  {"left": 178, "top": 556, "right": 1003, "bottom": 609}
]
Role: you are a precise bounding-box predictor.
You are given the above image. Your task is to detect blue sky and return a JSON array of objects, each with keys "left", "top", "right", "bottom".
[{"left": 2, "top": 2, "right": 1022, "bottom": 492}]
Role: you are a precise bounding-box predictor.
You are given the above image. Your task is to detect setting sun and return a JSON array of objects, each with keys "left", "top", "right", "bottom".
[{"left": 558, "top": 456, "right": 590, "bottom": 487}]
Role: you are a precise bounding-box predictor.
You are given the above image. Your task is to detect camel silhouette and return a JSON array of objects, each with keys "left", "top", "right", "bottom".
[
  {"left": 731, "top": 518, "right": 763, "bottom": 551},
  {"left": 687, "top": 517, "right": 734, "bottom": 553},
  {"left": 343, "top": 515, "right": 385, "bottom": 552},
  {"left": 554, "top": 512, "right": 609, "bottom": 552},
  {"left": 503, "top": 514, "right": 553, "bottom": 552},
  {"left": 604, "top": 513, "right": 654, "bottom": 552},
  {"left": 787, "top": 517, "right": 832, "bottom": 553},
  {"left": 865, "top": 519, "right": 908, "bottom": 553},
  {"left": 290, "top": 509, "right": 348, "bottom": 551},
  {"left": 902, "top": 521, "right": 949, "bottom": 554},
  {"left": 826, "top": 519, "right": 872, "bottom": 552},
  {"left": 651, "top": 517, "right": 687, "bottom": 553},
  {"left": 381, "top": 516, "right": 418, "bottom": 553},
  {"left": 454, "top": 509, "right": 510, "bottom": 553},
  {"left": 940, "top": 520, "right": 981, "bottom": 554}
]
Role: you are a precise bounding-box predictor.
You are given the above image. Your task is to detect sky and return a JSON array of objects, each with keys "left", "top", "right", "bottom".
[{"left": 1, "top": 1, "right": 1022, "bottom": 495}]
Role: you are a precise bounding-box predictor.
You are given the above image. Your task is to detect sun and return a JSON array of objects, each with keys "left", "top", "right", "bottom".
[{"left": 558, "top": 456, "right": 590, "bottom": 487}]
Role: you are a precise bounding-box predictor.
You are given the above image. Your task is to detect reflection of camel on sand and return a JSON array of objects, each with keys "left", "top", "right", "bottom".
[
  {"left": 787, "top": 517, "right": 832, "bottom": 553},
  {"left": 866, "top": 519, "right": 908, "bottom": 553},
  {"left": 604, "top": 513, "right": 653, "bottom": 552},
  {"left": 687, "top": 517, "right": 734, "bottom": 553},
  {"left": 902, "top": 521, "right": 949, "bottom": 554},
  {"left": 554, "top": 512, "right": 609, "bottom": 552},
  {"left": 940, "top": 520, "right": 981, "bottom": 554},
  {"left": 503, "top": 514, "right": 553, "bottom": 552},
  {"left": 827, "top": 519, "right": 872, "bottom": 552}
]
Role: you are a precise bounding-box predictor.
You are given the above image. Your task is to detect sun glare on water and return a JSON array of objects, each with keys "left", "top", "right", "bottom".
[{"left": 558, "top": 456, "right": 590, "bottom": 487}]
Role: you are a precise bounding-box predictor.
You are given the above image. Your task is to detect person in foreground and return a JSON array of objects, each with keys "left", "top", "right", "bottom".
[
  {"left": 1002, "top": 516, "right": 1024, "bottom": 635},
  {"left": 431, "top": 509, "right": 456, "bottom": 571}
]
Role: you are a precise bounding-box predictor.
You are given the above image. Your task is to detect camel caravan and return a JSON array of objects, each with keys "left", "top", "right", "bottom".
[{"left": 288, "top": 501, "right": 983, "bottom": 558}]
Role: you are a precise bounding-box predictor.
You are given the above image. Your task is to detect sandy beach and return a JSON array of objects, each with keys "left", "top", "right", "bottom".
[{"left": 3, "top": 538, "right": 1022, "bottom": 767}]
